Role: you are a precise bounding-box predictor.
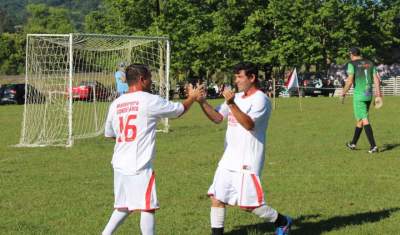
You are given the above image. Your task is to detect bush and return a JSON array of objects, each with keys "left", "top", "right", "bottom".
[{"left": 0, "top": 33, "right": 25, "bottom": 75}]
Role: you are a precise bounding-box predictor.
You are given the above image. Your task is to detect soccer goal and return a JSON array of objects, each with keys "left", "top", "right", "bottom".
[{"left": 18, "top": 33, "right": 171, "bottom": 147}]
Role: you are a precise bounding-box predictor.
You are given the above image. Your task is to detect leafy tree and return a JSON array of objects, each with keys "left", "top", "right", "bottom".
[
  {"left": 0, "top": 8, "right": 15, "bottom": 33},
  {"left": 83, "top": 0, "right": 400, "bottom": 79},
  {"left": 159, "top": 0, "right": 272, "bottom": 78},
  {"left": 265, "top": 0, "right": 391, "bottom": 71},
  {"left": 85, "top": 0, "right": 160, "bottom": 35},
  {"left": 163, "top": 1, "right": 212, "bottom": 73},
  {"left": 0, "top": 0, "right": 26, "bottom": 31},
  {"left": 3, "top": 0, "right": 398, "bottom": 76},
  {"left": 147, "top": 0, "right": 209, "bottom": 77},
  {"left": 0, "top": 33, "right": 25, "bottom": 75},
  {"left": 0, "top": 0, "right": 101, "bottom": 32},
  {"left": 192, "top": 1, "right": 268, "bottom": 72},
  {"left": 374, "top": 0, "right": 400, "bottom": 63},
  {"left": 24, "top": 3, "right": 75, "bottom": 33}
]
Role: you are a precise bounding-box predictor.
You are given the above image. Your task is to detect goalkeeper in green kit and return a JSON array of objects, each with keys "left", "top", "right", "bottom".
[{"left": 342, "top": 47, "right": 382, "bottom": 153}]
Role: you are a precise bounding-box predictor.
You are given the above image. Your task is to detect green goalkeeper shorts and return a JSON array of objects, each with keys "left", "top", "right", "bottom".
[{"left": 353, "top": 100, "right": 371, "bottom": 120}]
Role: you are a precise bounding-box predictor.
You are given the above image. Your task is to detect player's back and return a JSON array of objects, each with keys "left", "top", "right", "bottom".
[
  {"left": 350, "top": 59, "right": 374, "bottom": 80},
  {"left": 105, "top": 91, "right": 184, "bottom": 174},
  {"left": 348, "top": 59, "right": 375, "bottom": 101}
]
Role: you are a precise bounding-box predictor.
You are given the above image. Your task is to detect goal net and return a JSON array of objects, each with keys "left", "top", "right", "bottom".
[{"left": 19, "top": 33, "right": 170, "bottom": 147}]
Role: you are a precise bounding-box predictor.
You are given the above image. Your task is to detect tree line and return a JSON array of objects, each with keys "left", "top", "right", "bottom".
[{"left": 0, "top": 0, "right": 399, "bottom": 81}]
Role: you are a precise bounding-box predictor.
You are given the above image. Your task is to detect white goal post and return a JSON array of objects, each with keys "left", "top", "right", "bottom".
[{"left": 18, "top": 33, "right": 171, "bottom": 147}]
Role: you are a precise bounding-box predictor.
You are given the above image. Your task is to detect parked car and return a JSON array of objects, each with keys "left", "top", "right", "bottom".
[
  {"left": 300, "top": 79, "right": 324, "bottom": 97},
  {"left": 206, "top": 86, "right": 218, "bottom": 99},
  {"left": 289, "top": 78, "right": 336, "bottom": 97},
  {"left": 71, "top": 81, "right": 115, "bottom": 102},
  {"left": 321, "top": 79, "right": 336, "bottom": 97},
  {"left": 0, "top": 83, "right": 45, "bottom": 105}
]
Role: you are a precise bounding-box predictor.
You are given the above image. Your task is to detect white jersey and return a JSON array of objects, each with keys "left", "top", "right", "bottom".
[
  {"left": 216, "top": 90, "right": 271, "bottom": 176},
  {"left": 105, "top": 91, "right": 184, "bottom": 175}
]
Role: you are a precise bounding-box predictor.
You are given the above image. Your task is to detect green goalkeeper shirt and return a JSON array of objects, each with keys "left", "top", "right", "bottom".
[{"left": 347, "top": 59, "right": 377, "bottom": 102}]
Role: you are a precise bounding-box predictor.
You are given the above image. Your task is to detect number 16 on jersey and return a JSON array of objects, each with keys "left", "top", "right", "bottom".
[{"left": 117, "top": 114, "right": 137, "bottom": 142}]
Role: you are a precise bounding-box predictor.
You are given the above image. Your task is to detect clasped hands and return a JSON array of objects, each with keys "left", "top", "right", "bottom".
[{"left": 186, "top": 83, "right": 235, "bottom": 104}]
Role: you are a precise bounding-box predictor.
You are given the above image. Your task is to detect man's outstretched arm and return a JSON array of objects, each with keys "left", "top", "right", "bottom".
[
  {"left": 199, "top": 101, "right": 224, "bottom": 124},
  {"left": 196, "top": 85, "right": 224, "bottom": 124}
]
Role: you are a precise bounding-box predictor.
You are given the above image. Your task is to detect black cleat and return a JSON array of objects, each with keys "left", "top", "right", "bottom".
[
  {"left": 346, "top": 142, "right": 356, "bottom": 150},
  {"left": 368, "top": 146, "right": 379, "bottom": 154}
]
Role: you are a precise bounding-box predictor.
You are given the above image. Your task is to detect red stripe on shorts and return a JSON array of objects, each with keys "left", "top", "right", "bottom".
[
  {"left": 251, "top": 174, "right": 264, "bottom": 205},
  {"left": 145, "top": 171, "right": 156, "bottom": 210}
]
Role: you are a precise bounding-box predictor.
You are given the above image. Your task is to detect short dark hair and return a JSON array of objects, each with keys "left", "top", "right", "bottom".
[
  {"left": 349, "top": 47, "right": 361, "bottom": 56},
  {"left": 125, "top": 64, "right": 151, "bottom": 85},
  {"left": 233, "top": 62, "right": 258, "bottom": 80}
]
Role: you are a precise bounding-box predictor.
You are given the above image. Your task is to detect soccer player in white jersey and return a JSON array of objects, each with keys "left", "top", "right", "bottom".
[
  {"left": 196, "top": 62, "right": 292, "bottom": 235},
  {"left": 102, "top": 64, "right": 202, "bottom": 235}
]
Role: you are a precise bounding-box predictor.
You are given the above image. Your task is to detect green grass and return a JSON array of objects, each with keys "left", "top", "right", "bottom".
[{"left": 1, "top": 97, "right": 400, "bottom": 234}]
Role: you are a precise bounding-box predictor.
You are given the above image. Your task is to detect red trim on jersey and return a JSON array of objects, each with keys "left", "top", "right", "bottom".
[
  {"left": 145, "top": 171, "right": 156, "bottom": 210},
  {"left": 114, "top": 207, "right": 129, "bottom": 210},
  {"left": 251, "top": 174, "right": 264, "bottom": 205}
]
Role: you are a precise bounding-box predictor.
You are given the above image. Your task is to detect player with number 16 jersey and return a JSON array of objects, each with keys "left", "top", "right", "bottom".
[
  {"left": 102, "top": 64, "right": 202, "bottom": 235},
  {"left": 105, "top": 92, "right": 184, "bottom": 175}
]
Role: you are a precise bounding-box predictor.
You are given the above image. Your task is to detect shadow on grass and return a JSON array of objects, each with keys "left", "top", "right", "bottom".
[
  {"left": 225, "top": 208, "right": 400, "bottom": 235},
  {"left": 380, "top": 143, "right": 400, "bottom": 152}
]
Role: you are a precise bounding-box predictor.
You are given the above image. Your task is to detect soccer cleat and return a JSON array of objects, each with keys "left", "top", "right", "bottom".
[
  {"left": 275, "top": 216, "right": 292, "bottom": 235},
  {"left": 211, "top": 227, "right": 224, "bottom": 235},
  {"left": 368, "top": 146, "right": 379, "bottom": 154},
  {"left": 346, "top": 142, "right": 356, "bottom": 150}
]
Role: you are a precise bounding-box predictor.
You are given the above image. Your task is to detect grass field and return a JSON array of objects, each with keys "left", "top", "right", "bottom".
[{"left": 1, "top": 97, "right": 400, "bottom": 235}]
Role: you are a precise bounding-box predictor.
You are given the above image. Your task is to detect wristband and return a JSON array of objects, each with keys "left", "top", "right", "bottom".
[{"left": 226, "top": 99, "right": 235, "bottom": 105}]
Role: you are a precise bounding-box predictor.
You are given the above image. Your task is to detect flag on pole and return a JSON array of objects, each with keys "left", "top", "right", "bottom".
[{"left": 285, "top": 68, "right": 299, "bottom": 90}]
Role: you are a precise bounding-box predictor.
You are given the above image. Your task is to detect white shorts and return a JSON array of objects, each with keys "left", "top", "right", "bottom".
[
  {"left": 208, "top": 167, "right": 265, "bottom": 208},
  {"left": 113, "top": 168, "right": 159, "bottom": 212}
]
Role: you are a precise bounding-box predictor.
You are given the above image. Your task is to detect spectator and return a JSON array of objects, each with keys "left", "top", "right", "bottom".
[{"left": 115, "top": 62, "right": 128, "bottom": 97}]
